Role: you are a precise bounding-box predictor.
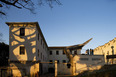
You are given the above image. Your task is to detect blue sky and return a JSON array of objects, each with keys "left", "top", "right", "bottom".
[{"left": 0, "top": 0, "right": 116, "bottom": 51}]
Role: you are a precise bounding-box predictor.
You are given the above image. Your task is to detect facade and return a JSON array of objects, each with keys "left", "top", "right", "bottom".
[
  {"left": 74, "top": 55, "right": 104, "bottom": 75},
  {"left": 48, "top": 47, "right": 81, "bottom": 75},
  {"left": 6, "top": 22, "right": 105, "bottom": 76},
  {"left": 48, "top": 47, "right": 104, "bottom": 75},
  {"left": 6, "top": 22, "right": 48, "bottom": 76},
  {"left": 48, "top": 47, "right": 81, "bottom": 64},
  {"left": 94, "top": 38, "right": 116, "bottom": 64}
]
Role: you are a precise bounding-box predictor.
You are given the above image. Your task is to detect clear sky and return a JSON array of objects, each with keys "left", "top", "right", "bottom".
[{"left": 0, "top": 0, "right": 116, "bottom": 51}]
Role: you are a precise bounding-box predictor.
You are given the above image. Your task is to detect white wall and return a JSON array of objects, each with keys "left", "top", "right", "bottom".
[
  {"left": 8, "top": 22, "right": 49, "bottom": 76},
  {"left": 73, "top": 55, "right": 105, "bottom": 75},
  {"left": 94, "top": 38, "right": 116, "bottom": 64}
]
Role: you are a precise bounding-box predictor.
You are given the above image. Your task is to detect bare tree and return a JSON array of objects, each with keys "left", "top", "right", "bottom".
[{"left": 0, "top": 0, "right": 61, "bottom": 16}]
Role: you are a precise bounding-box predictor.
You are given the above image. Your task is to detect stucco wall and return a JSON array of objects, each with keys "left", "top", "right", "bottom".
[
  {"left": 9, "top": 24, "right": 37, "bottom": 61},
  {"left": 94, "top": 38, "right": 116, "bottom": 64},
  {"left": 7, "top": 22, "right": 49, "bottom": 76},
  {"left": 73, "top": 55, "right": 105, "bottom": 75}
]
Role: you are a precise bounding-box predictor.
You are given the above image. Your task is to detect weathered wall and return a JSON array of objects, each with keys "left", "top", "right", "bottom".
[
  {"left": 9, "top": 24, "right": 37, "bottom": 61},
  {"left": 7, "top": 22, "right": 49, "bottom": 76},
  {"left": 94, "top": 38, "right": 116, "bottom": 64},
  {"left": 73, "top": 55, "right": 105, "bottom": 75}
]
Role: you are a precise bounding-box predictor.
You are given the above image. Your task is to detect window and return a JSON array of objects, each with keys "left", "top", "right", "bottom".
[
  {"left": 62, "top": 60, "right": 66, "bottom": 63},
  {"left": 41, "top": 39, "right": 42, "bottom": 45},
  {"left": 92, "top": 58, "right": 101, "bottom": 61},
  {"left": 20, "top": 46, "right": 25, "bottom": 55},
  {"left": 57, "top": 60, "right": 59, "bottom": 63},
  {"left": 43, "top": 44, "right": 44, "bottom": 49},
  {"left": 80, "top": 58, "right": 88, "bottom": 61},
  {"left": 50, "top": 51, "right": 52, "bottom": 55},
  {"left": 63, "top": 51, "right": 65, "bottom": 55},
  {"left": 49, "top": 60, "right": 53, "bottom": 64},
  {"left": 20, "top": 28, "right": 25, "bottom": 36},
  {"left": 43, "top": 55, "right": 44, "bottom": 61},
  {"left": 56, "top": 51, "right": 59, "bottom": 55},
  {"left": 38, "top": 33, "right": 39, "bottom": 40},
  {"left": 70, "top": 51, "right": 72, "bottom": 54},
  {"left": 41, "top": 53, "right": 42, "bottom": 59},
  {"left": 74, "top": 51, "right": 77, "bottom": 55},
  {"left": 38, "top": 49, "right": 39, "bottom": 56}
]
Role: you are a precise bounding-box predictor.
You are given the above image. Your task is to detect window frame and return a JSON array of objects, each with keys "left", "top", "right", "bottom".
[
  {"left": 62, "top": 60, "right": 66, "bottom": 63},
  {"left": 20, "top": 46, "right": 25, "bottom": 55},
  {"left": 74, "top": 51, "right": 77, "bottom": 55},
  {"left": 56, "top": 50, "right": 59, "bottom": 55},
  {"left": 38, "top": 33, "right": 39, "bottom": 40},
  {"left": 49, "top": 60, "right": 53, "bottom": 64},
  {"left": 63, "top": 51, "right": 65, "bottom": 55},
  {"left": 20, "top": 28, "right": 25, "bottom": 36},
  {"left": 50, "top": 51, "right": 52, "bottom": 55}
]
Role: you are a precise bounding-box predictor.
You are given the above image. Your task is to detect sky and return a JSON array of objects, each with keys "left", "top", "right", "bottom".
[{"left": 0, "top": 0, "right": 116, "bottom": 52}]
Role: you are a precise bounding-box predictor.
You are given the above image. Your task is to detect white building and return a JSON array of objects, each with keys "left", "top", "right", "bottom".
[
  {"left": 94, "top": 38, "right": 116, "bottom": 64},
  {"left": 6, "top": 22, "right": 48, "bottom": 77},
  {"left": 6, "top": 22, "right": 105, "bottom": 76},
  {"left": 48, "top": 47, "right": 105, "bottom": 75}
]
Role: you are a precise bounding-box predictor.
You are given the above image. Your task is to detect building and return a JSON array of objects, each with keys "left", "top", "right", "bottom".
[
  {"left": 48, "top": 47, "right": 104, "bottom": 75},
  {"left": 6, "top": 22, "right": 105, "bottom": 76},
  {"left": 48, "top": 46, "right": 82, "bottom": 75},
  {"left": 6, "top": 22, "right": 48, "bottom": 76},
  {"left": 94, "top": 38, "right": 116, "bottom": 64}
]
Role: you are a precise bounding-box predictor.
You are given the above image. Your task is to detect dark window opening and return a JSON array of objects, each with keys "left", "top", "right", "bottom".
[
  {"left": 43, "top": 44, "right": 44, "bottom": 49},
  {"left": 41, "top": 53, "right": 42, "bottom": 59},
  {"left": 80, "top": 58, "right": 88, "bottom": 60},
  {"left": 63, "top": 60, "right": 66, "bottom": 63},
  {"left": 57, "top": 60, "right": 59, "bottom": 63},
  {"left": 49, "top": 60, "right": 53, "bottom": 64},
  {"left": 38, "top": 33, "right": 39, "bottom": 40},
  {"left": 38, "top": 49, "right": 39, "bottom": 56},
  {"left": 20, "top": 46, "right": 25, "bottom": 55},
  {"left": 41, "top": 39, "right": 42, "bottom": 45},
  {"left": 43, "top": 55, "right": 44, "bottom": 61},
  {"left": 70, "top": 51, "right": 72, "bottom": 54},
  {"left": 56, "top": 51, "right": 59, "bottom": 55},
  {"left": 63, "top": 51, "right": 65, "bottom": 55},
  {"left": 50, "top": 51, "right": 52, "bottom": 55},
  {"left": 74, "top": 51, "right": 77, "bottom": 55},
  {"left": 20, "top": 28, "right": 25, "bottom": 36}
]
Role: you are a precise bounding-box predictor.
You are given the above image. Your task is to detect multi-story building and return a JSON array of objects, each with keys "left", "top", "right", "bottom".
[
  {"left": 6, "top": 22, "right": 48, "bottom": 76},
  {"left": 94, "top": 38, "right": 116, "bottom": 64},
  {"left": 6, "top": 22, "right": 105, "bottom": 76}
]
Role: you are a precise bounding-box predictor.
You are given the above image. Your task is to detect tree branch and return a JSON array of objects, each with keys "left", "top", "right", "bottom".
[
  {"left": 0, "top": 0, "right": 22, "bottom": 9},
  {"left": 0, "top": 11, "right": 6, "bottom": 15},
  {"left": 0, "top": 4, "right": 2, "bottom": 7}
]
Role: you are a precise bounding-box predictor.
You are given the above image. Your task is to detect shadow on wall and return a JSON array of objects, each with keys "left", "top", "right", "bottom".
[
  {"left": 73, "top": 55, "right": 105, "bottom": 75},
  {"left": 10, "top": 25, "right": 39, "bottom": 77}
]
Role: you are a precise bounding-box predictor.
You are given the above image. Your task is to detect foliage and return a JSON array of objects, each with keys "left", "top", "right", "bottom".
[
  {"left": 0, "top": 0, "right": 61, "bottom": 16},
  {"left": 0, "top": 42, "right": 9, "bottom": 66}
]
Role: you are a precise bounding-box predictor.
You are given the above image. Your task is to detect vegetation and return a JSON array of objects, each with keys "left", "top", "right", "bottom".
[
  {"left": 0, "top": 42, "right": 9, "bottom": 66},
  {"left": 0, "top": 0, "right": 61, "bottom": 16}
]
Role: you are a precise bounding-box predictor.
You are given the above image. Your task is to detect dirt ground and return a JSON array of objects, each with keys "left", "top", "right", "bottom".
[{"left": 40, "top": 73, "right": 75, "bottom": 77}]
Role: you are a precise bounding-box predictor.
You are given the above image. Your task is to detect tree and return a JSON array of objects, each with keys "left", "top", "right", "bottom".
[
  {"left": 0, "top": 0, "right": 61, "bottom": 16},
  {"left": 0, "top": 42, "right": 9, "bottom": 66}
]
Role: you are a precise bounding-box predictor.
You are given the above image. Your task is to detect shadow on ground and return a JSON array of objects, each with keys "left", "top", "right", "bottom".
[{"left": 75, "top": 64, "right": 116, "bottom": 77}]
